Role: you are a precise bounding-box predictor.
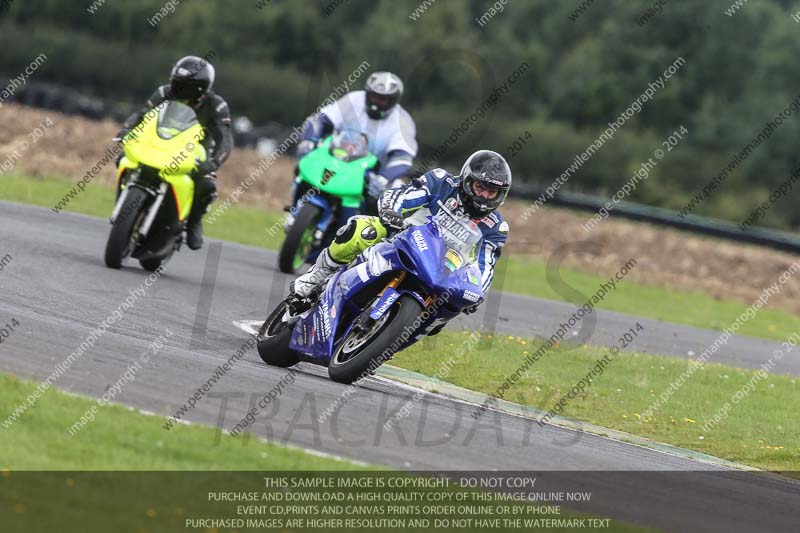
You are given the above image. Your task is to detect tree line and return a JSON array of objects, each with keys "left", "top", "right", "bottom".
[{"left": 1, "top": 0, "right": 800, "bottom": 229}]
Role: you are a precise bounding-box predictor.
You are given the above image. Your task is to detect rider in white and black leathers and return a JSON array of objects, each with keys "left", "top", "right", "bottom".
[{"left": 290, "top": 71, "right": 418, "bottom": 216}]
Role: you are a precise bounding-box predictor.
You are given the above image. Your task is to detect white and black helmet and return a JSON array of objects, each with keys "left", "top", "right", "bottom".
[
  {"left": 459, "top": 150, "right": 512, "bottom": 218},
  {"left": 365, "top": 71, "right": 403, "bottom": 119}
]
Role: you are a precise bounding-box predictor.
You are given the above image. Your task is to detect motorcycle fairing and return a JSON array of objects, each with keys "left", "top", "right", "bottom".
[
  {"left": 162, "top": 174, "right": 195, "bottom": 221},
  {"left": 297, "top": 136, "right": 376, "bottom": 209},
  {"left": 288, "top": 220, "right": 483, "bottom": 361}
]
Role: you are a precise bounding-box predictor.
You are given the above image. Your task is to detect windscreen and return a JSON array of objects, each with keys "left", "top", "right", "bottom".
[
  {"left": 330, "top": 129, "right": 369, "bottom": 162},
  {"left": 157, "top": 101, "right": 199, "bottom": 139},
  {"left": 432, "top": 203, "right": 482, "bottom": 272}
]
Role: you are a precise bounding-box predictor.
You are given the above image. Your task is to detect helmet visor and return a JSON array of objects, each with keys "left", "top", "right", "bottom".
[
  {"left": 171, "top": 78, "right": 202, "bottom": 100},
  {"left": 366, "top": 91, "right": 396, "bottom": 112},
  {"left": 471, "top": 179, "right": 501, "bottom": 200}
]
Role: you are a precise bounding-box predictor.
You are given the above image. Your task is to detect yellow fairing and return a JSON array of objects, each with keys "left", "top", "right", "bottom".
[
  {"left": 120, "top": 102, "right": 207, "bottom": 221},
  {"left": 163, "top": 174, "right": 195, "bottom": 221},
  {"left": 121, "top": 106, "right": 206, "bottom": 173}
]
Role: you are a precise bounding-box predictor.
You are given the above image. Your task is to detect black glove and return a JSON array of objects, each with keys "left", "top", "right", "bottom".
[
  {"left": 463, "top": 297, "right": 484, "bottom": 315},
  {"left": 195, "top": 158, "right": 218, "bottom": 176},
  {"left": 379, "top": 209, "right": 404, "bottom": 231},
  {"left": 114, "top": 127, "right": 131, "bottom": 142}
]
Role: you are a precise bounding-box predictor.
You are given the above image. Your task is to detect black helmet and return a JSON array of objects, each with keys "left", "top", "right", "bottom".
[
  {"left": 459, "top": 150, "right": 512, "bottom": 219},
  {"left": 365, "top": 71, "right": 403, "bottom": 119},
  {"left": 170, "top": 56, "right": 215, "bottom": 102}
]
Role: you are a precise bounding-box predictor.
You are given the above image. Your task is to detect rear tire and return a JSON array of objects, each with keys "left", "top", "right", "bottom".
[
  {"left": 105, "top": 187, "right": 148, "bottom": 269},
  {"left": 257, "top": 301, "right": 300, "bottom": 368},
  {"left": 278, "top": 203, "right": 321, "bottom": 274},
  {"left": 328, "top": 294, "right": 423, "bottom": 384}
]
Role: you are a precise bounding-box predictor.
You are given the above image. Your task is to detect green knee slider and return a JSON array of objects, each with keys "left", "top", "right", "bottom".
[{"left": 330, "top": 216, "right": 387, "bottom": 264}]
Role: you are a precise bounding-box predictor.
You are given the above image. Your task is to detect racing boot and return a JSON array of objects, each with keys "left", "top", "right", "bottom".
[
  {"left": 186, "top": 175, "right": 217, "bottom": 251},
  {"left": 289, "top": 249, "right": 342, "bottom": 298},
  {"left": 186, "top": 217, "right": 204, "bottom": 250}
]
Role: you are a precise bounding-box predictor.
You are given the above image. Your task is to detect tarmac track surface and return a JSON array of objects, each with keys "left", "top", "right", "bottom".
[{"left": 1, "top": 201, "right": 798, "bottom": 532}]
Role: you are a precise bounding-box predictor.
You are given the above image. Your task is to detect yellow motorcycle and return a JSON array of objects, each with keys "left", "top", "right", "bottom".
[{"left": 105, "top": 101, "right": 205, "bottom": 271}]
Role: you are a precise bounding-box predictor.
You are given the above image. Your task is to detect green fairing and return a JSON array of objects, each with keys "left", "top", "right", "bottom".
[{"left": 297, "top": 136, "right": 376, "bottom": 208}]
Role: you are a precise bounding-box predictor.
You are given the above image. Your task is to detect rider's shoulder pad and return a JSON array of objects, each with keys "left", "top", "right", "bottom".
[{"left": 428, "top": 168, "right": 458, "bottom": 188}]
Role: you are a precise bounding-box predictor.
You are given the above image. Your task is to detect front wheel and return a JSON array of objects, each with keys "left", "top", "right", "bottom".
[
  {"left": 104, "top": 187, "right": 148, "bottom": 269},
  {"left": 278, "top": 202, "right": 321, "bottom": 274},
  {"left": 257, "top": 300, "right": 300, "bottom": 368},
  {"left": 328, "top": 294, "right": 423, "bottom": 384},
  {"left": 139, "top": 258, "right": 162, "bottom": 272}
]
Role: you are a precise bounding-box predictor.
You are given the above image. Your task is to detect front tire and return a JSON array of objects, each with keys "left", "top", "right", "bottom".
[
  {"left": 105, "top": 187, "right": 148, "bottom": 269},
  {"left": 257, "top": 301, "right": 300, "bottom": 368},
  {"left": 328, "top": 294, "right": 423, "bottom": 384},
  {"left": 278, "top": 203, "right": 321, "bottom": 274},
  {"left": 139, "top": 258, "right": 162, "bottom": 272}
]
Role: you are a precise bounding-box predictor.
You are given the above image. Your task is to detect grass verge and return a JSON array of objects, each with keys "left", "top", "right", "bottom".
[
  {"left": 398, "top": 330, "right": 800, "bottom": 472},
  {"left": 0, "top": 372, "right": 361, "bottom": 471},
  {"left": 2, "top": 173, "right": 797, "bottom": 342},
  {"left": 0, "top": 372, "right": 650, "bottom": 532}
]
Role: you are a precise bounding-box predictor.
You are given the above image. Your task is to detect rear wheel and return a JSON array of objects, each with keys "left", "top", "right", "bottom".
[
  {"left": 278, "top": 203, "right": 321, "bottom": 274},
  {"left": 257, "top": 300, "right": 300, "bottom": 368},
  {"left": 328, "top": 294, "right": 423, "bottom": 384},
  {"left": 105, "top": 187, "right": 148, "bottom": 269}
]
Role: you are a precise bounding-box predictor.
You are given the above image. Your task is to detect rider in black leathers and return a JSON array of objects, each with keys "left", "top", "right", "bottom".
[{"left": 119, "top": 55, "right": 234, "bottom": 250}]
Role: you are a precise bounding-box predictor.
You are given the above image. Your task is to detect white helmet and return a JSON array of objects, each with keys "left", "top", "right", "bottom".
[{"left": 365, "top": 71, "right": 403, "bottom": 119}]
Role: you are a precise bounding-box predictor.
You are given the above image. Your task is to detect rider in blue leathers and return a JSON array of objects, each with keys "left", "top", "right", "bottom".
[{"left": 290, "top": 150, "right": 512, "bottom": 316}]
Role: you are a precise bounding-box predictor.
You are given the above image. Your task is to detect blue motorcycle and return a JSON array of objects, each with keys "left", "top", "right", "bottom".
[{"left": 257, "top": 202, "right": 485, "bottom": 383}]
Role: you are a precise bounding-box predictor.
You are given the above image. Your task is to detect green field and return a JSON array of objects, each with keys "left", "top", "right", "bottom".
[
  {"left": 4, "top": 174, "right": 800, "bottom": 470},
  {"left": 395, "top": 330, "right": 800, "bottom": 472},
  {"left": 3, "top": 173, "right": 797, "bottom": 342},
  {"left": 0, "top": 372, "right": 361, "bottom": 471},
  {"left": 0, "top": 372, "right": 650, "bottom": 533}
]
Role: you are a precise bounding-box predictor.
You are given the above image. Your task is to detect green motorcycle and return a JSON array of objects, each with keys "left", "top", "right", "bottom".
[{"left": 279, "top": 129, "right": 378, "bottom": 274}]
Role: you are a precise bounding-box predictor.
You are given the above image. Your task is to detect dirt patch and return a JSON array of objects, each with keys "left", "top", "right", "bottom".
[
  {"left": 0, "top": 103, "right": 295, "bottom": 213},
  {"left": 2, "top": 103, "right": 799, "bottom": 314},
  {"left": 501, "top": 201, "right": 800, "bottom": 314}
]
